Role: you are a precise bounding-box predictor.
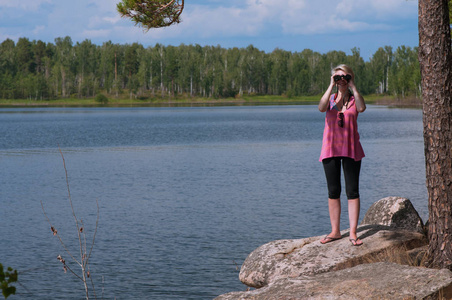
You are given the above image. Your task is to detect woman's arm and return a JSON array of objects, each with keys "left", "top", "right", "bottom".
[
  {"left": 349, "top": 80, "right": 366, "bottom": 112},
  {"left": 319, "top": 75, "right": 335, "bottom": 112}
]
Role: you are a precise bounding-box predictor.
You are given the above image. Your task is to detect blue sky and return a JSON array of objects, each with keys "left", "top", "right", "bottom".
[{"left": 0, "top": 0, "right": 419, "bottom": 61}]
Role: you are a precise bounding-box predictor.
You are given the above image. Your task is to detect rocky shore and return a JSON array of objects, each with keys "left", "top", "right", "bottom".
[{"left": 216, "top": 197, "right": 452, "bottom": 299}]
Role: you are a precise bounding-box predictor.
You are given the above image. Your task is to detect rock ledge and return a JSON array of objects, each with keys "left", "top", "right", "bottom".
[
  {"left": 215, "top": 197, "right": 452, "bottom": 300},
  {"left": 239, "top": 225, "right": 427, "bottom": 289},
  {"left": 217, "top": 262, "right": 452, "bottom": 300}
]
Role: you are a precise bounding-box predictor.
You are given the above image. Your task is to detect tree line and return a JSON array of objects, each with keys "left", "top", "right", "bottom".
[{"left": 0, "top": 36, "right": 420, "bottom": 100}]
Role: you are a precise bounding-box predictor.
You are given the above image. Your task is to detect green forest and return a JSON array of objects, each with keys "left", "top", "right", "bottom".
[{"left": 0, "top": 36, "right": 420, "bottom": 102}]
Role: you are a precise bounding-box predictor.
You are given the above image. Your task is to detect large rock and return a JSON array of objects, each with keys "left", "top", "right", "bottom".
[
  {"left": 216, "top": 197, "right": 439, "bottom": 299},
  {"left": 216, "top": 262, "right": 452, "bottom": 300},
  {"left": 238, "top": 225, "right": 427, "bottom": 289},
  {"left": 361, "top": 196, "right": 425, "bottom": 233}
]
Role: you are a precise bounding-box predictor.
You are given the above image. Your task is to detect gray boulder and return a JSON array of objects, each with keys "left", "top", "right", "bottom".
[
  {"left": 216, "top": 197, "right": 446, "bottom": 299},
  {"left": 238, "top": 226, "right": 427, "bottom": 289},
  {"left": 361, "top": 196, "right": 425, "bottom": 233},
  {"left": 216, "top": 262, "right": 452, "bottom": 300}
]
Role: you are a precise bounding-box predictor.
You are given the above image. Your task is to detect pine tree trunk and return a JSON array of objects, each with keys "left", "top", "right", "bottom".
[{"left": 418, "top": 0, "right": 452, "bottom": 270}]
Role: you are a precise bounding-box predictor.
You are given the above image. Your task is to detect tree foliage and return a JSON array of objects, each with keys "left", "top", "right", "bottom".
[
  {"left": 117, "top": 0, "right": 184, "bottom": 30},
  {"left": 0, "top": 37, "right": 421, "bottom": 101},
  {"left": 0, "top": 264, "right": 17, "bottom": 299}
]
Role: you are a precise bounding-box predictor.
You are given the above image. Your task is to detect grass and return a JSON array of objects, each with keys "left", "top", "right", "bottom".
[
  {"left": 41, "top": 148, "right": 99, "bottom": 300},
  {"left": 363, "top": 245, "right": 429, "bottom": 267},
  {"left": 335, "top": 245, "right": 429, "bottom": 273},
  {"left": 368, "top": 94, "right": 422, "bottom": 107},
  {"left": 0, "top": 94, "right": 317, "bottom": 107},
  {"left": 0, "top": 93, "right": 422, "bottom": 107}
]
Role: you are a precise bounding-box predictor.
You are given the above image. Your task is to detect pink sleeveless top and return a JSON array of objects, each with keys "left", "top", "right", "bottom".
[{"left": 319, "top": 95, "right": 365, "bottom": 162}]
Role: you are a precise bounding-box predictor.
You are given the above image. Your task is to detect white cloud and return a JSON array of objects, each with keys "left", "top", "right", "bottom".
[
  {"left": 0, "top": 31, "right": 19, "bottom": 42},
  {"left": 137, "top": 0, "right": 417, "bottom": 39},
  {"left": 0, "top": 0, "right": 51, "bottom": 10},
  {"left": 82, "top": 29, "right": 112, "bottom": 39},
  {"left": 0, "top": 0, "right": 417, "bottom": 52},
  {"left": 183, "top": 5, "right": 263, "bottom": 37},
  {"left": 135, "top": 3, "right": 264, "bottom": 41},
  {"left": 32, "top": 25, "right": 46, "bottom": 35},
  {"left": 103, "top": 16, "right": 122, "bottom": 25}
]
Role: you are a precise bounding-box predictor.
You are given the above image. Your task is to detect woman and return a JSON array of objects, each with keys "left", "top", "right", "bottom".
[{"left": 318, "top": 64, "right": 366, "bottom": 246}]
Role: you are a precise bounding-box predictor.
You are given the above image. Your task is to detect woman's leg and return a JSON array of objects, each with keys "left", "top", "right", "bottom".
[
  {"left": 348, "top": 198, "right": 360, "bottom": 241},
  {"left": 328, "top": 198, "right": 341, "bottom": 238},
  {"left": 322, "top": 157, "right": 342, "bottom": 241},
  {"left": 343, "top": 158, "right": 362, "bottom": 244}
]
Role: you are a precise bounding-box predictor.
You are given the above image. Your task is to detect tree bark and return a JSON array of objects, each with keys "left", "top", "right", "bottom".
[{"left": 418, "top": 0, "right": 452, "bottom": 270}]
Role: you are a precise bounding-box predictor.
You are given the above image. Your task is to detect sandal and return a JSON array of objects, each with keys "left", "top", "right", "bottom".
[
  {"left": 349, "top": 238, "right": 363, "bottom": 246},
  {"left": 320, "top": 236, "right": 342, "bottom": 244}
]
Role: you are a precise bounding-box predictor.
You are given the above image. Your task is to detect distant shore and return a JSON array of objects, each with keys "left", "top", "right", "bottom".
[{"left": 0, "top": 94, "right": 422, "bottom": 108}]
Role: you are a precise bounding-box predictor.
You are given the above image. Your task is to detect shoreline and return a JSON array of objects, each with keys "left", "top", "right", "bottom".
[{"left": 0, "top": 95, "right": 422, "bottom": 108}]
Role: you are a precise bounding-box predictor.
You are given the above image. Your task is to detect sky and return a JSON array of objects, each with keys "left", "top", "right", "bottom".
[{"left": 0, "top": 0, "right": 419, "bottom": 61}]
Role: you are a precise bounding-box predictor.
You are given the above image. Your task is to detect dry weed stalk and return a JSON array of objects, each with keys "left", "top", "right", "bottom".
[{"left": 41, "top": 147, "right": 99, "bottom": 300}]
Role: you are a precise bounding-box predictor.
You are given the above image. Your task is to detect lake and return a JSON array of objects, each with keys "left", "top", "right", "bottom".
[{"left": 0, "top": 105, "right": 427, "bottom": 299}]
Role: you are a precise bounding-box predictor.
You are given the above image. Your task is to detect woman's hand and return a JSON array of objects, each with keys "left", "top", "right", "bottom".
[
  {"left": 348, "top": 77, "right": 366, "bottom": 112},
  {"left": 329, "top": 74, "right": 336, "bottom": 87},
  {"left": 319, "top": 75, "right": 336, "bottom": 112},
  {"left": 348, "top": 76, "right": 356, "bottom": 90}
]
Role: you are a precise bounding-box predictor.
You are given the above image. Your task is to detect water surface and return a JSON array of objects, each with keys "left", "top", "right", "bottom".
[{"left": 0, "top": 105, "right": 427, "bottom": 299}]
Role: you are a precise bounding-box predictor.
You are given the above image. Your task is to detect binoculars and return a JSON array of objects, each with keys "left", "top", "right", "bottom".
[{"left": 334, "top": 74, "right": 352, "bottom": 82}]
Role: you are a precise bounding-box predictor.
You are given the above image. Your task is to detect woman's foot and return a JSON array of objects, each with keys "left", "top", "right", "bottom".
[
  {"left": 320, "top": 235, "right": 342, "bottom": 244},
  {"left": 349, "top": 238, "right": 363, "bottom": 246}
]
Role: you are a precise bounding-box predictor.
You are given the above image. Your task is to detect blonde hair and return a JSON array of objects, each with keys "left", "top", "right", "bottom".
[{"left": 331, "top": 64, "right": 355, "bottom": 79}]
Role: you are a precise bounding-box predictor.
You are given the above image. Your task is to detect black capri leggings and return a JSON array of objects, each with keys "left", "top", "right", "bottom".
[{"left": 322, "top": 157, "right": 361, "bottom": 200}]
